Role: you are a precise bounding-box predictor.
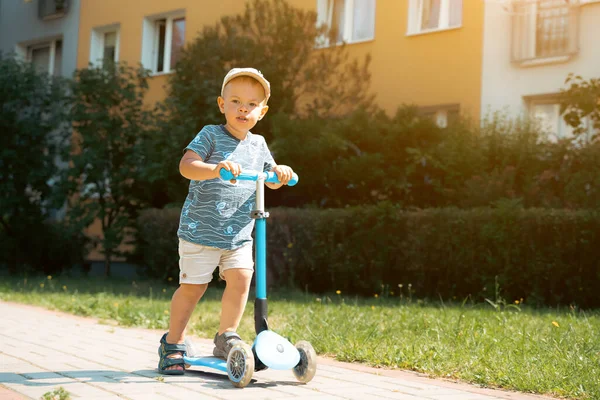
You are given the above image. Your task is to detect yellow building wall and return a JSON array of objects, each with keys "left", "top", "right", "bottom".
[
  {"left": 78, "top": 0, "right": 484, "bottom": 117},
  {"left": 287, "top": 0, "right": 484, "bottom": 118},
  {"left": 77, "top": 1, "right": 254, "bottom": 106}
]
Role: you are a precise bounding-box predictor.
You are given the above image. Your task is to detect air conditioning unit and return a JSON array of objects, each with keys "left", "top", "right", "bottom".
[{"left": 38, "top": 0, "right": 69, "bottom": 21}]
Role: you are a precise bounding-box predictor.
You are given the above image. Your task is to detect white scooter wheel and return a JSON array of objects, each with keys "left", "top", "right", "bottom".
[
  {"left": 227, "top": 341, "right": 255, "bottom": 388},
  {"left": 292, "top": 341, "right": 317, "bottom": 383}
]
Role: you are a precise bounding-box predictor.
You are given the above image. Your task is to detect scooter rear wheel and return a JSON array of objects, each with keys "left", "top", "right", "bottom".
[
  {"left": 227, "top": 341, "right": 255, "bottom": 388},
  {"left": 292, "top": 340, "right": 317, "bottom": 383}
]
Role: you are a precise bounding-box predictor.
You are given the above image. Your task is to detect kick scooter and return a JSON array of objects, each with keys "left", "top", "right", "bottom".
[{"left": 183, "top": 169, "right": 317, "bottom": 388}]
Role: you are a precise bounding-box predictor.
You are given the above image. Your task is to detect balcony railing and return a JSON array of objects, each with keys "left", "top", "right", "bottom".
[{"left": 511, "top": 0, "right": 579, "bottom": 65}]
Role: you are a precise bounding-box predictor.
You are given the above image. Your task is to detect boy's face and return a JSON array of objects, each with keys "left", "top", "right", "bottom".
[{"left": 217, "top": 78, "right": 269, "bottom": 138}]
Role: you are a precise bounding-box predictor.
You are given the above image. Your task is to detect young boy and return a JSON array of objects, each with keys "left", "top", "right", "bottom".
[{"left": 158, "top": 68, "right": 295, "bottom": 374}]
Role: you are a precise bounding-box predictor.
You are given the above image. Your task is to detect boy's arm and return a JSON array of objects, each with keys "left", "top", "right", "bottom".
[{"left": 179, "top": 150, "right": 241, "bottom": 181}]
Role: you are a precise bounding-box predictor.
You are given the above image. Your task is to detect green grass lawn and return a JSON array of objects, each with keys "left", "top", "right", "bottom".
[{"left": 1, "top": 275, "right": 599, "bottom": 400}]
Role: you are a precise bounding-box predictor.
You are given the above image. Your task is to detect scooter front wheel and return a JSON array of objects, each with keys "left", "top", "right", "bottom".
[
  {"left": 227, "top": 341, "right": 255, "bottom": 388},
  {"left": 292, "top": 340, "right": 317, "bottom": 383}
]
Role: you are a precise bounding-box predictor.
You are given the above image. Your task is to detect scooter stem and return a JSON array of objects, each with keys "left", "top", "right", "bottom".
[{"left": 254, "top": 176, "right": 269, "bottom": 334}]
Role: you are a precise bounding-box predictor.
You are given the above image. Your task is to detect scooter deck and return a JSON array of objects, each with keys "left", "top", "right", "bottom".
[{"left": 183, "top": 355, "right": 227, "bottom": 372}]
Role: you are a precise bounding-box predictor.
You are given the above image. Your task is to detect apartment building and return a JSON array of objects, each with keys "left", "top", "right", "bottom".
[
  {"left": 5, "top": 1, "right": 598, "bottom": 137},
  {"left": 481, "top": 0, "right": 600, "bottom": 141},
  {"left": 76, "top": 0, "right": 485, "bottom": 127},
  {"left": 0, "top": 0, "right": 81, "bottom": 78}
]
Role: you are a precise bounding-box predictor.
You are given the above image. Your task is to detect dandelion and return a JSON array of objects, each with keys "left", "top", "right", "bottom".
[
  {"left": 515, "top": 300, "right": 520, "bottom": 305},
  {"left": 62, "top": 285, "right": 67, "bottom": 291},
  {"left": 336, "top": 290, "right": 341, "bottom": 295},
  {"left": 390, "top": 291, "right": 395, "bottom": 295},
  {"left": 374, "top": 294, "right": 379, "bottom": 298},
  {"left": 162, "top": 288, "right": 166, "bottom": 293},
  {"left": 39, "top": 283, "right": 45, "bottom": 288},
  {"left": 552, "top": 321, "right": 560, "bottom": 328},
  {"left": 164, "top": 310, "right": 169, "bottom": 315},
  {"left": 114, "top": 302, "right": 119, "bottom": 308},
  {"left": 47, "top": 275, "right": 52, "bottom": 280},
  {"left": 371, "top": 305, "right": 376, "bottom": 310},
  {"left": 316, "top": 298, "right": 322, "bottom": 303},
  {"left": 287, "top": 242, "right": 294, "bottom": 249},
  {"left": 398, "top": 284, "right": 403, "bottom": 288},
  {"left": 167, "top": 277, "right": 173, "bottom": 282}
]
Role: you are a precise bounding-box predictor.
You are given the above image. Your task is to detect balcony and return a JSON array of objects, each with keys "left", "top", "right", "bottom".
[
  {"left": 38, "top": 0, "right": 69, "bottom": 21},
  {"left": 511, "top": 0, "right": 579, "bottom": 67}
]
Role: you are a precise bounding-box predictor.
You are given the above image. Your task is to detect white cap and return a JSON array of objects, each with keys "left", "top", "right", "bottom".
[{"left": 221, "top": 67, "right": 271, "bottom": 102}]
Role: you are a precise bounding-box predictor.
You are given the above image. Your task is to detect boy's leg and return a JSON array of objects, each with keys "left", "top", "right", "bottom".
[
  {"left": 212, "top": 268, "right": 253, "bottom": 359},
  {"left": 218, "top": 268, "right": 253, "bottom": 334},
  {"left": 160, "top": 239, "right": 219, "bottom": 373},
  {"left": 202, "top": 242, "right": 253, "bottom": 359},
  {"left": 162, "top": 283, "right": 207, "bottom": 372},
  {"left": 167, "top": 283, "right": 207, "bottom": 343}
]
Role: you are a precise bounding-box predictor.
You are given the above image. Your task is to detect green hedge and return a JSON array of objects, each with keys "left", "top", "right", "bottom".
[
  {"left": 136, "top": 205, "right": 600, "bottom": 308},
  {"left": 132, "top": 207, "right": 181, "bottom": 281}
]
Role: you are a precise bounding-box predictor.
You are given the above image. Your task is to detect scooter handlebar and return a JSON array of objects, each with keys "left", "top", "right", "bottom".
[{"left": 219, "top": 168, "right": 299, "bottom": 187}]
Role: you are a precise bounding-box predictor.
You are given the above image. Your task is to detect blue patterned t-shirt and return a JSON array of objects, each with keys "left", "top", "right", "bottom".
[{"left": 177, "top": 125, "right": 276, "bottom": 250}]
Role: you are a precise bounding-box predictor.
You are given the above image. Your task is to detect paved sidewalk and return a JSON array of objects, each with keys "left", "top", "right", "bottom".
[{"left": 0, "top": 301, "right": 556, "bottom": 400}]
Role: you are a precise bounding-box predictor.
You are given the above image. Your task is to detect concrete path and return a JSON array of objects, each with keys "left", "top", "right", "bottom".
[{"left": 0, "top": 301, "right": 556, "bottom": 400}]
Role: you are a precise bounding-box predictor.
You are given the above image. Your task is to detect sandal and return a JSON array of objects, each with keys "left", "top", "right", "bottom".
[{"left": 158, "top": 333, "right": 186, "bottom": 375}]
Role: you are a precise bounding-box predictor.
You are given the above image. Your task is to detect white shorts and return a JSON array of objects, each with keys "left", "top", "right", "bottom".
[{"left": 178, "top": 239, "right": 254, "bottom": 284}]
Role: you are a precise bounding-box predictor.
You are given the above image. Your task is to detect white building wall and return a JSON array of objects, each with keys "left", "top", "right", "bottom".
[{"left": 480, "top": 1, "right": 600, "bottom": 121}]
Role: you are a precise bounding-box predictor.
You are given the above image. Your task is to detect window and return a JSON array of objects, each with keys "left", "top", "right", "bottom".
[
  {"left": 24, "top": 39, "right": 62, "bottom": 76},
  {"left": 90, "top": 25, "right": 120, "bottom": 66},
  {"left": 142, "top": 11, "right": 185, "bottom": 74},
  {"left": 528, "top": 97, "right": 593, "bottom": 143},
  {"left": 511, "top": 0, "right": 578, "bottom": 65},
  {"left": 408, "top": 0, "right": 462, "bottom": 35},
  {"left": 421, "top": 104, "right": 460, "bottom": 128},
  {"left": 316, "top": 0, "right": 375, "bottom": 45}
]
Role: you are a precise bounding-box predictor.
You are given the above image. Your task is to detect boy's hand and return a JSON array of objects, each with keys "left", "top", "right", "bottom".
[
  {"left": 271, "top": 165, "right": 294, "bottom": 185},
  {"left": 217, "top": 160, "right": 242, "bottom": 182}
]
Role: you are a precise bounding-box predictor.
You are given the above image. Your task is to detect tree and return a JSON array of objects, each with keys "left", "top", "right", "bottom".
[
  {"left": 67, "top": 62, "right": 153, "bottom": 276},
  {"left": 0, "top": 53, "right": 72, "bottom": 272},
  {"left": 148, "top": 0, "right": 374, "bottom": 207},
  {"left": 561, "top": 73, "right": 600, "bottom": 141}
]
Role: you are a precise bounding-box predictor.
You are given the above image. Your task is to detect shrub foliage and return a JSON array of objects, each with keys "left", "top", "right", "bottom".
[{"left": 136, "top": 205, "right": 600, "bottom": 308}]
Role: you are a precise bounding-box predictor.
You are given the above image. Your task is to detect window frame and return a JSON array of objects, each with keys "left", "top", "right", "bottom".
[
  {"left": 18, "top": 37, "right": 63, "bottom": 76},
  {"left": 316, "top": 0, "right": 376, "bottom": 46},
  {"left": 141, "top": 10, "right": 186, "bottom": 75},
  {"left": 90, "top": 24, "right": 120, "bottom": 67},
  {"left": 526, "top": 94, "right": 593, "bottom": 143},
  {"left": 407, "top": 0, "right": 463, "bottom": 36},
  {"left": 420, "top": 103, "right": 460, "bottom": 128},
  {"left": 511, "top": 0, "right": 579, "bottom": 66}
]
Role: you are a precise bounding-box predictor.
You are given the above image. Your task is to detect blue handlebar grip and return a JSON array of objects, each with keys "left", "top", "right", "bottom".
[
  {"left": 219, "top": 168, "right": 298, "bottom": 186},
  {"left": 219, "top": 168, "right": 236, "bottom": 181},
  {"left": 265, "top": 172, "right": 298, "bottom": 186},
  {"left": 219, "top": 169, "right": 260, "bottom": 181}
]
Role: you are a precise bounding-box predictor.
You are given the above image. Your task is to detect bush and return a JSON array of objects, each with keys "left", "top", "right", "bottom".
[
  {"left": 133, "top": 206, "right": 600, "bottom": 308},
  {"left": 133, "top": 208, "right": 181, "bottom": 281},
  {"left": 66, "top": 62, "right": 153, "bottom": 276},
  {"left": 0, "top": 220, "right": 88, "bottom": 276},
  {"left": 267, "top": 206, "right": 600, "bottom": 308},
  {"left": 0, "top": 53, "right": 72, "bottom": 273}
]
